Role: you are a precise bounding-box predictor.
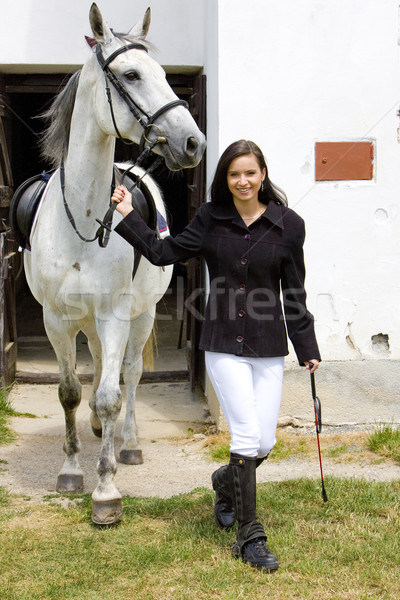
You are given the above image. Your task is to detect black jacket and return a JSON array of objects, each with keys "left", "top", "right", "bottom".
[{"left": 115, "top": 200, "right": 321, "bottom": 365}]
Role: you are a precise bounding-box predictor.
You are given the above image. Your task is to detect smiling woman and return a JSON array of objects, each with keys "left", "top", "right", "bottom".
[{"left": 111, "top": 138, "right": 320, "bottom": 572}]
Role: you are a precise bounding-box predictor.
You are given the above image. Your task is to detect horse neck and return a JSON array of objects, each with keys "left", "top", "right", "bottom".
[{"left": 64, "top": 63, "right": 116, "bottom": 218}]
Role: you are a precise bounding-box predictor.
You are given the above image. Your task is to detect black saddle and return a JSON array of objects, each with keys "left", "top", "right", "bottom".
[
  {"left": 9, "top": 166, "right": 158, "bottom": 250},
  {"left": 10, "top": 171, "right": 54, "bottom": 249}
]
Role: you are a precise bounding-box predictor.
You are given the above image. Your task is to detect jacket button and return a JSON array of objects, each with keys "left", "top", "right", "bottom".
[
  {"left": 236, "top": 335, "right": 244, "bottom": 343},
  {"left": 240, "top": 258, "right": 248, "bottom": 265},
  {"left": 238, "top": 310, "right": 245, "bottom": 318},
  {"left": 244, "top": 233, "right": 250, "bottom": 240}
]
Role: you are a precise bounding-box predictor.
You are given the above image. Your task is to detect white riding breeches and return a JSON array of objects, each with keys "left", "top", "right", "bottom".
[{"left": 205, "top": 352, "right": 284, "bottom": 458}]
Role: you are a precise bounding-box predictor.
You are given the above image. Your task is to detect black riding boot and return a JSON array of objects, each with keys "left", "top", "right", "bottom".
[
  {"left": 211, "top": 454, "right": 268, "bottom": 529},
  {"left": 211, "top": 454, "right": 269, "bottom": 530},
  {"left": 230, "top": 453, "right": 279, "bottom": 572},
  {"left": 211, "top": 464, "right": 235, "bottom": 529}
]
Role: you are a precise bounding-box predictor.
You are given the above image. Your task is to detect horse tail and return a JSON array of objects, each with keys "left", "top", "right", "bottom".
[{"left": 142, "top": 325, "right": 157, "bottom": 372}]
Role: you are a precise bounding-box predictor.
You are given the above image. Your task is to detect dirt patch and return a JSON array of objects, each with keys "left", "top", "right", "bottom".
[{"left": 1, "top": 425, "right": 400, "bottom": 504}]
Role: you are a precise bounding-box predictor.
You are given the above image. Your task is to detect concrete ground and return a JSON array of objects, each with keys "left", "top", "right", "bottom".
[
  {"left": 280, "top": 359, "right": 400, "bottom": 428},
  {"left": 3, "top": 367, "right": 400, "bottom": 502},
  {"left": 14, "top": 283, "right": 400, "bottom": 431},
  {"left": 2, "top": 288, "right": 399, "bottom": 500}
]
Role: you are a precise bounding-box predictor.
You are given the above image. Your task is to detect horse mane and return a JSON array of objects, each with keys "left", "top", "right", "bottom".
[{"left": 39, "top": 70, "right": 81, "bottom": 168}]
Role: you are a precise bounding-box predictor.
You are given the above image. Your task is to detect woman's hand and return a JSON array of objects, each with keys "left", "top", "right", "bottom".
[
  {"left": 304, "top": 359, "right": 319, "bottom": 373},
  {"left": 111, "top": 185, "right": 134, "bottom": 218}
]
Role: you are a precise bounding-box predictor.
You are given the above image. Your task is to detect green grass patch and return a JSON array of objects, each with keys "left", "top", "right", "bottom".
[
  {"left": 205, "top": 432, "right": 312, "bottom": 463},
  {"left": 367, "top": 423, "right": 400, "bottom": 464},
  {"left": 270, "top": 437, "right": 310, "bottom": 461},
  {"left": 205, "top": 429, "right": 390, "bottom": 466},
  {"left": 0, "top": 478, "right": 399, "bottom": 599},
  {"left": 0, "top": 386, "right": 17, "bottom": 445},
  {"left": 208, "top": 442, "right": 230, "bottom": 462},
  {"left": 0, "top": 385, "right": 38, "bottom": 447}
]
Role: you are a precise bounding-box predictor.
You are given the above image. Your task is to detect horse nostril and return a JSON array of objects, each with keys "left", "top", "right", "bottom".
[{"left": 186, "top": 136, "right": 199, "bottom": 156}]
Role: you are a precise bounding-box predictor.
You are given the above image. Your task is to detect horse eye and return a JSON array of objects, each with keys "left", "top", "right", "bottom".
[{"left": 124, "top": 71, "right": 140, "bottom": 82}]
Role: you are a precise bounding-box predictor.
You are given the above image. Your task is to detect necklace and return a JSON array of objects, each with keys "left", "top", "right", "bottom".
[{"left": 241, "top": 208, "right": 265, "bottom": 220}]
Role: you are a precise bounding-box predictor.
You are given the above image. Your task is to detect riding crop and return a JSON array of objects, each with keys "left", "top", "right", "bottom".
[{"left": 310, "top": 371, "right": 328, "bottom": 502}]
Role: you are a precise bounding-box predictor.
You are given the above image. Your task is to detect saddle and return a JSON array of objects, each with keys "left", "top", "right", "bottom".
[
  {"left": 9, "top": 170, "right": 54, "bottom": 249},
  {"left": 9, "top": 166, "right": 158, "bottom": 250}
]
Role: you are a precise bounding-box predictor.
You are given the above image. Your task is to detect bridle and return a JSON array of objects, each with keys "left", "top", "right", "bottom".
[
  {"left": 61, "top": 40, "right": 189, "bottom": 247},
  {"left": 95, "top": 42, "right": 188, "bottom": 154}
]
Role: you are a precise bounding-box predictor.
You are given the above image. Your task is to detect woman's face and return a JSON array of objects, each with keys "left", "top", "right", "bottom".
[{"left": 227, "top": 154, "right": 266, "bottom": 206}]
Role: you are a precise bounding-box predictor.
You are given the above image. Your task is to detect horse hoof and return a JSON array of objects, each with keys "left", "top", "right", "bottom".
[
  {"left": 56, "top": 474, "right": 84, "bottom": 493},
  {"left": 92, "top": 498, "right": 123, "bottom": 525},
  {"left": 119, "top": 449, "right": 143, "bottom": 465},
  {"left": 90, "top": 412, "right": 102, "bottom": 438},
  {"left": 91, "top": 425, "right": 102, "bottom": 438}
]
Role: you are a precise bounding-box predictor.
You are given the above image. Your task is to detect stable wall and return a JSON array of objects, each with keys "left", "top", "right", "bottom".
[
  {"left": 1, "top": 0, "right": 400, "bottom": 363},
  {"left": 210, "top": 0, "right": 400, "bottom": 362},
  {"left": 0, "top": 0, "right": 205, "bottom": 73}
]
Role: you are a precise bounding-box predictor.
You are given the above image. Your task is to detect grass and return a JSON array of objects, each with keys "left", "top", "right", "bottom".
[
  {"left": 0, "top": 386, "right": 17, "bottom": 445},
  {"left": 0, "top": 478, "right": 399, "bottom": 599},
  {"left": 2, "top": 396, "right": 399, "bottom": 597},
  {"left": 204, "top": 426, "right": 400, "bottom": 466},
  {"left": 367, "top": 424, "right": 400, "bottom": 464},
  {"left": 0, "top": 386, "right": 37, "bottom": 446}
]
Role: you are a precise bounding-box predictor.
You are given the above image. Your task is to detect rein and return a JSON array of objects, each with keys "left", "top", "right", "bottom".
[
  {"left": 60, "top": 140, "right": 162, "bottom": 248},
  {"left": 60, "top": 41, "right": 189, "bottom": 248}
]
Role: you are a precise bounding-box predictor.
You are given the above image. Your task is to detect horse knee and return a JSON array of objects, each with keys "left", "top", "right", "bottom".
[
  {"left": 58, "top": 377, "right": 82, "bottom": 411},
  {"left": 95, "top": 385, "right": 122, "bottom": 420}
]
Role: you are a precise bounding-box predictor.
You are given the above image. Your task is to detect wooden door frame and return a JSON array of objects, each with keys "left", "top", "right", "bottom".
[{"left": 0, "top": 79, "right": 17, "bottom": 386}]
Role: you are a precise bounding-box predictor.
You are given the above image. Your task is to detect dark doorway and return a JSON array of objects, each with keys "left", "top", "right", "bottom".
[{"left": 4, "top": 72, "right": 206, "bottom": 386}]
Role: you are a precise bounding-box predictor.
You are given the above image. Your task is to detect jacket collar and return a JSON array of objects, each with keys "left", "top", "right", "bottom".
[{"left": 209, "top": 200, "right": 285, "bottom": 230}]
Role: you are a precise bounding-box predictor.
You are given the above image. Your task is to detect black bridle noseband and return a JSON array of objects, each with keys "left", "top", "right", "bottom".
[{"left": 61, "top": 41, "right": 189, "bottom": 247}]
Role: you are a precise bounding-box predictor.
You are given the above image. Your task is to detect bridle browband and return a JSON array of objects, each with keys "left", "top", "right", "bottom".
[{"left": 61, "top": 40, "right": 190, "bottom": 248}]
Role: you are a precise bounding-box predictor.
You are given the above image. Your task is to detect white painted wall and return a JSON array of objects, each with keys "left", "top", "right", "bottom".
[
  {"left": 0, "top": 0, "right": 205, "bottom": 72},
  {"left": 1, "top": 0, "right": 400, "bottom": 361},
  {"left": 211, "top": 0, "right": 400, "bottom": 362}
]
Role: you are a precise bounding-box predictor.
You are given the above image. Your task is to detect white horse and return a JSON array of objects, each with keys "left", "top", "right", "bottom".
[{"left": 23, "top": 3, "right": 205, "bottom": 524}]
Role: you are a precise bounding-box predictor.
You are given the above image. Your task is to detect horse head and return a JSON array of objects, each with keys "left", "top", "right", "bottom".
[{"left": 88, "top": 3, "right": 206, "bottom": 171}]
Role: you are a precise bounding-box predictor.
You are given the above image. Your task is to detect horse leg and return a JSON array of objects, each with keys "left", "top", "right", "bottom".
[
  {"left": 120, "top": 308, "right": 155, "bottom": 465},
  {"left": 43, "top": 308, "right": 84, "bottom": 493},
  {"left": 82, "top": 323, "right": 103, "bottom": 438},
  {"left": 91, "top": 315, "right": 129, "bottom": 525}
]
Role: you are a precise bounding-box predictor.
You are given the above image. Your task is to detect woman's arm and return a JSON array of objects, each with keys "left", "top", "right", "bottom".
[
  {"left": 112, "top": 185, "right": 207, "bottom": 266},
  {"left": 281, "top": 219, "right": 321, "bottom": 370}
]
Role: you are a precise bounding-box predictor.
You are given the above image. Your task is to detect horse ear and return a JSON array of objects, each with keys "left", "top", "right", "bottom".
[
  {"left": 85, "top": 35, "right": 97, "bottom": 49},
  {"left": 89, "top": 2, "right": 114, "bottom": 45},
  {"left": 128, "top": 7, "right": 151, "bottom": 40}
]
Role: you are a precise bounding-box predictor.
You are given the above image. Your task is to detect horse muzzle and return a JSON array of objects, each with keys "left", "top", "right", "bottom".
[{"left": 158, "top": 131, "right": 206, "bottom": 171}]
